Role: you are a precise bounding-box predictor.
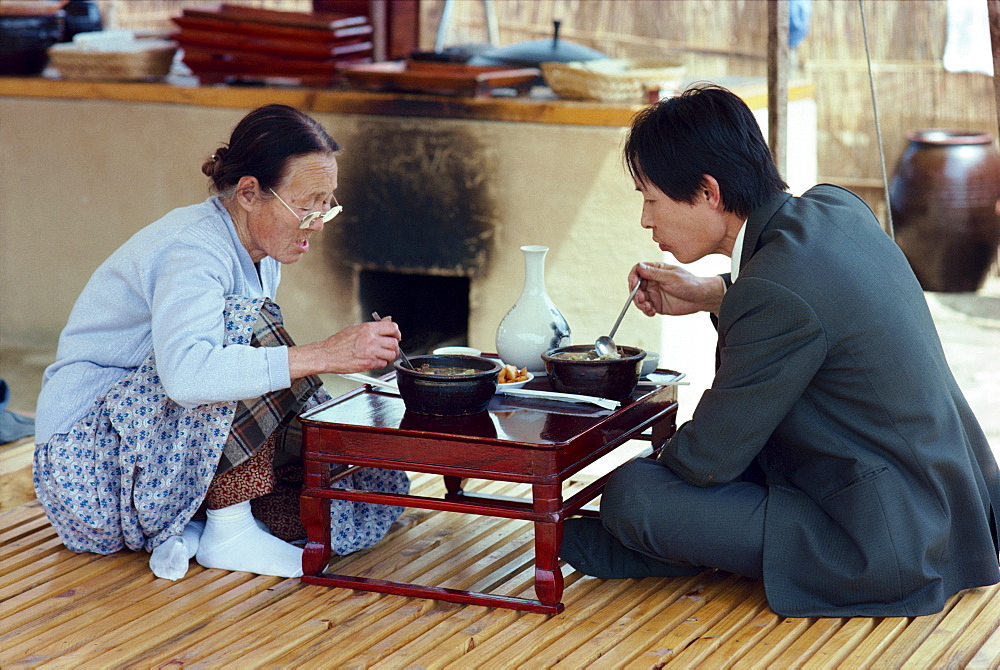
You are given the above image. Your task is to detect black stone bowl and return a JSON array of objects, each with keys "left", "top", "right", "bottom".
[
  {"left": 393, "top": 355, "right": 502, "bottom": 416},
  {"left": 542, "top": 344, "right": 646, "bottom": 400}
]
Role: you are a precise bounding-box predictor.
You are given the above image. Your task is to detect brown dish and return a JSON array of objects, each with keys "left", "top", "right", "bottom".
[
  {"left": 542, "top": 344, "right": 646, "bottom": 400},
  {"left": 340, "top": 59, "right": 541, "bottom": 97}
]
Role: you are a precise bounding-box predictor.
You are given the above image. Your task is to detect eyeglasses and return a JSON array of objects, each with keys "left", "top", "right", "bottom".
[{"left": 268, "top": 188, "right": 342, "bottom": 229}]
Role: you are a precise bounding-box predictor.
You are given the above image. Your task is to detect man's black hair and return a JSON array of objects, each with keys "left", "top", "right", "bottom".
[{"left": 624, "top": 83, "right": 788, "bottom": 218}]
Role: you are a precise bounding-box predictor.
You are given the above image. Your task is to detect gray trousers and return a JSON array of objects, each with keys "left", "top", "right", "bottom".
[{"left": 600, "top": 457, "right": 767, "bottom": 579}]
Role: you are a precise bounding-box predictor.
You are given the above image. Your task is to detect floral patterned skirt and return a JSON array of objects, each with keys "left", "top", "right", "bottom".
[{"left": 33, "top": 295, "right": 409, "bottom": 557}]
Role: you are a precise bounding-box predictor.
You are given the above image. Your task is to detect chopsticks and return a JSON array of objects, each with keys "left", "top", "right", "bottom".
[
  {"left": 339, "top": 372, "right": 400, "bottom": 394},
  {"left": 494, "top": 386, "right": 621, "bottom": 410},
  {"left": 371, "top": 311, "right": 414, "bottom": 369}
]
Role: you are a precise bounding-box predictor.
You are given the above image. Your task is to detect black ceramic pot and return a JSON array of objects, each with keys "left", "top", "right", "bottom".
[
  {"left": 62, "top": 0, "right": 103, "bottom": 42},
  {"left": 890, "top": 129, "right": 1000, "bottom": 292},
  {"left": 468, "top": 20, "right": 606, "bottom": 67},
  {"left": 542, "top": 345, "right": 645, "bottom": 400},
  {"left": 0, "top": 13, "right": 64, "bottom": 76},
  {"left": 394, "top": 355, "right": 501, "bottom": 417}
]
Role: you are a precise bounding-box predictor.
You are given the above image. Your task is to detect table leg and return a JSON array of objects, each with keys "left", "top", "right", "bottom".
[
  {"left": 650, "top": 414, "right": 677, "bottom": 456},
  {"left": 301, "top": 457, "right": 332, "bottom": 575},
  {"left": 532, "top": 482, "right": 565, "bottom": 608},
  {"left": 443, "top": 475, "right": 465, "bottom": 499}
]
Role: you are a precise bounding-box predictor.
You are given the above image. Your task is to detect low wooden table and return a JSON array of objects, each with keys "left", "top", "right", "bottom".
[{"left": 298, "top": 372, "right": 679, "bottom": 614}]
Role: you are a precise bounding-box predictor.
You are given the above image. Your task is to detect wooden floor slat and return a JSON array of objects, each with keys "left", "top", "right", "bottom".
[
  {"left": 0, "top": 438, "right": 35, "bottom": 514},
  {"left": 3, "top": 472, "right": 1000, "bottom": 668},
  {"left": 645, "top": 577, "right": 769, "bottom": 669},
  {"left": 969, "top": 623, "right": 1000, "bottom": 669},
  {"left": 902, "top": 584, "right": 1000, "bottom": 669},
  {"left": 801, "top": 616, "right": 879, "bottom": 669}
]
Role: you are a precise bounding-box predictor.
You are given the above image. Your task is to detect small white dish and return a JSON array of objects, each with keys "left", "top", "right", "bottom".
[
  {"left": 432, "top": 346, "right": 482, "bottom": 356},
  {"left": 640, "top": 351, "right": 661, "bottom": 377},
  {"left": 496, "top": 372, "right": 534, "bottom": 390}
]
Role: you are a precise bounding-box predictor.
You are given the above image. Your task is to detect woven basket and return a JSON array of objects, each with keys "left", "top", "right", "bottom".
[
  {"left": 541, "top": 58, "right": 686, "bottom": 103},
  {"left": 47, "top": 41, "right": 177, "bottom": 81}
]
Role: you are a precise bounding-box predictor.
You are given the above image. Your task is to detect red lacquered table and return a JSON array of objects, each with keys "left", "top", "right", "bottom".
[{"left": 298, "top": 372, "right": 680, "bottom": 614}]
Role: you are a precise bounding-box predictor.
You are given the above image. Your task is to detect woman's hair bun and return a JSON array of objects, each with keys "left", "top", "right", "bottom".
[{"left": 201, "top": 146, "right": 229, "bottom": 180}]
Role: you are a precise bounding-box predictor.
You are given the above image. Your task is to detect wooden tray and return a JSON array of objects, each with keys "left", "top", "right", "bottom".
[
  {"left": 180, "top": 45, "right": 370, "bottom": 86},
  {"left": 171, "top": 14, "right": 371, "bottom": 45},
  {"left": 340, "top": 60, "right": 540, "bottom": 97},
  {"left": 173, "top": 4, "right": 373, "bottom": 87},
  {"left": 183, "top": 3, "right": 369, "bottom": 31},
  {"left": 173, "top": 27, "right": 371, "bottom": 60}
]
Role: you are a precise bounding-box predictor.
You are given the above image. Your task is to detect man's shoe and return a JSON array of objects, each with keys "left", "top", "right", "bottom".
[{"left": 560, "top": 516, "right": 703, "bottom": 579}]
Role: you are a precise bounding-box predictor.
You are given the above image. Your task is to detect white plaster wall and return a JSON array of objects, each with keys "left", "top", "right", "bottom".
[
  {"left": 0, "top": 98, "right": 660, "bottom": 373},
  {"left": 306, "top": 112, "right": 665, "bottom": 359}
]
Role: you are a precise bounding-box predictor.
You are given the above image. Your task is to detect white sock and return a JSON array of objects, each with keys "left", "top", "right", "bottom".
[
  {"left": 195, "top": 501, "right": 303, "bottom": 578},
  {"left": 182, "top": 519, "right": 205, "bottom": 554},
  {"left": 149, "top": 520, "right": 205, "bottom": 581}
]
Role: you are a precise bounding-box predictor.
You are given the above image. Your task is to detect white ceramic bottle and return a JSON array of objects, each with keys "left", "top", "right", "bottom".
[{"left": 495, "top": 245, "right": 571, "bottom": 372}]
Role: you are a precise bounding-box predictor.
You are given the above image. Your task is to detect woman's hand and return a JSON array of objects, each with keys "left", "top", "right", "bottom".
[
  {"left": 288, "top": 319, "right": 402, "bottom": 379},
  {"left": 629, "top": 262, "right": 726, "bottom": 317}
]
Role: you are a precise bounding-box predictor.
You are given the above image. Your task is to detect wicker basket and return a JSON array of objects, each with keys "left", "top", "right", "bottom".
[
  {"left": 541, "top": 58, "right": 686, "bottom": 103},
  {"left": 47, "top": 41, "right": 177, "bottom": 81}
]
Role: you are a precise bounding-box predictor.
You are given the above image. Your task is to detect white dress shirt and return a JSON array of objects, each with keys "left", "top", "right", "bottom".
[{"left": 731, "top": 220, "right": 748, "bottom": 282}]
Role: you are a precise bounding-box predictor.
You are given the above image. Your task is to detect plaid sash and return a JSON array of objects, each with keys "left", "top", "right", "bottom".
[{"left": 217, "top": 299, "right": 329, "bottom": 475}]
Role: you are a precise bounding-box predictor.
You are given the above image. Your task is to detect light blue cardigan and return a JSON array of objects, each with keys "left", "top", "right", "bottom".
[{"left": 36, "top": 197, "right": 291, "bottom": 443}]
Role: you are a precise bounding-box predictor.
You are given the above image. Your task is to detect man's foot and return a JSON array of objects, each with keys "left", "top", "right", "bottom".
[{"left": 560, "top": 517, "right": 703, "bottom": 579}]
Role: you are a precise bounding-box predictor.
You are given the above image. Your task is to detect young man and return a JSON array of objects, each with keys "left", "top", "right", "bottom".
[{"left": 560, "top": 84, "right": 1000, "bottom": 618}]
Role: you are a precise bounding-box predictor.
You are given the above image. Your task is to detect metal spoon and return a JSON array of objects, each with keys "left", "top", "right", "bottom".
[
  {"left": 594, "top": 283, "right": 641, "bottom": 359},
  {"left": 372, "top": 311, "right": 414, "bottom": 369}
]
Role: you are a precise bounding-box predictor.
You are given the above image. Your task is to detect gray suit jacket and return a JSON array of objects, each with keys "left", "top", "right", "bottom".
[{"left": 659, "top": 184, "right": 1000, "bottom": 617}]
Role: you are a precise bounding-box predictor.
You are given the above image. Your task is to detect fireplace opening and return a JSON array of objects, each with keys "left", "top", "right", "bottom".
[{"left": 359, "top": 269, "right": 471, "bottom": 364}]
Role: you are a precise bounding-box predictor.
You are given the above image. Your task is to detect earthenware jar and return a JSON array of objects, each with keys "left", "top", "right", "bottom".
[
  {"left": 62, "top": 1, "right": 103, "bottom": 42},
  {"left": 889, "top": 129, "right": 1000, "bottom": 292},
  {"left": 495, "top": 245, "right": 571, "bottom": 372}
]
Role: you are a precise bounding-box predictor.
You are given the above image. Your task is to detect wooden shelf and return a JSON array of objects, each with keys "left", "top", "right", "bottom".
[{"left": 0, "top": 76, "right": 812, "bottom": 127}]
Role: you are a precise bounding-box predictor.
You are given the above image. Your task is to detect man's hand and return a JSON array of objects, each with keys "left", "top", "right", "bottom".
[{"left": 629, "top": 262, "right": 726, "bottom": 316}]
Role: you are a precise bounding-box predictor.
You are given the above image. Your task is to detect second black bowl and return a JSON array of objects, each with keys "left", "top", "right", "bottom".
[{"left": 542, "top": 344, "right": 646, "bottom": 400}]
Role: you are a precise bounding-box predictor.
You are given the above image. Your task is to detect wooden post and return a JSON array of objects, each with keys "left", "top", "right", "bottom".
[
  {"left": 989, "top": 0, "right": 1000, "bottom": 139},
  {"left": 768, "top": 0, "right": 789, "bottom": 178}
]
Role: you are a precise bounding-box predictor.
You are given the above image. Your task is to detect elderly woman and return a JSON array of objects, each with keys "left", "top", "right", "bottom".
[{"left": 33, "top": 104, "right": 409, "bottom": 581}]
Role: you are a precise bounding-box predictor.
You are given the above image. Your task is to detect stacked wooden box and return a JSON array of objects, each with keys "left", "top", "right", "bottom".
[{"left": 171, "top": 3, "right": 373, "bottom": 86}]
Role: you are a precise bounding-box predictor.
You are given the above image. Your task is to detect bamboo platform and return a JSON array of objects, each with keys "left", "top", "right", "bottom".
[{"left": 4, "top": 470, "right": 1000, "bottom": 668}]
